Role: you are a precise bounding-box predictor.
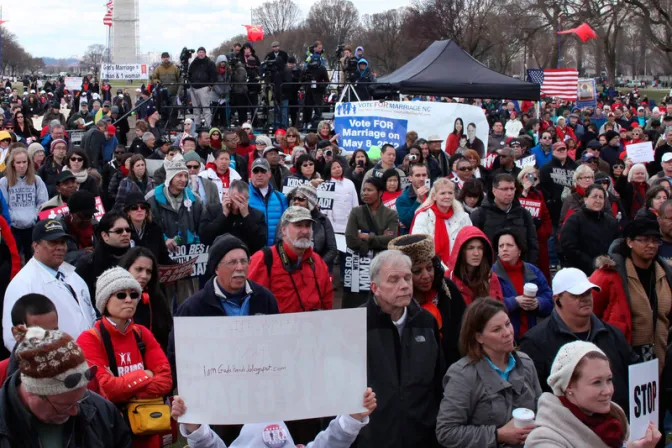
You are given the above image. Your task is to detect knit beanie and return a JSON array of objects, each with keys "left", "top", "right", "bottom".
[
  {"left": 13, "top": 326, "right": 90, "bottom": 395},
  {"left": 95, "top": 267, "right": 142, "bottom": 314},
  {"left": 205, "top": 235, "right": 250, "bottom": 279},
  {"left": 388, "top": 234, "right": 435, "bottom": 266},
  {"left": 183, "top": 151, "right": 202, "bottom": 165},
  {"left": 293, "top": 184, "right": 318, "bottom": 210},
  {"left": 164, "top": 160, "right": 188, "bottom": 187},
  {"left": 547, "top": 341, "right": 606, "bottom": 396},
  {"left": 255, "top": 135, "right": 272, "bottom": 148},
  {"left": 50, "top": 139, "right": 67, "bottom": 152},
  {"left": 27, "top": 142, "right": 45, "bottom": 160}
]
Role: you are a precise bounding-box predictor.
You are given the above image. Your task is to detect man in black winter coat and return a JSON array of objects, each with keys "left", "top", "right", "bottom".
[
  {"left": 188, "top": 47, "right": 217, "bottom": 127},
  {"left": 519, "top": 267, "right": 633, "bottom": 412},
  {"left": 470, "top": 173, "right": 539, "bottom": 264},
  {"left": 199, "top": 179, "right": 267, "bottom": 253},
  {"left": 539, "top": 142, "right": 578, "bottom": 227}
]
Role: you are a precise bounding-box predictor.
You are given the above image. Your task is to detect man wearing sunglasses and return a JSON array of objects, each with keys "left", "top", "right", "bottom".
[
  {"left": 0, "top": 326, "right": 131, "bottom": 446},
  {"left": 530, "top": 131, "right": 554, "bottom": 168},
  {"left": 582, "top": 140, "right": 610, "bottom": 174}
]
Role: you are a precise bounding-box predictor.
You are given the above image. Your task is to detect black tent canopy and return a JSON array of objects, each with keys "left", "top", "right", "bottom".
[{"left": 376, "top": 40, "right": 541, "bottom": 101}]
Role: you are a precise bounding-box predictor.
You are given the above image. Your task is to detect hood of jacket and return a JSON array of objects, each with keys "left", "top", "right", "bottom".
[
  {"left": 215, "top": 55, "right": 228, "bottom": 65},
  {"left": 447, "top": 225, "right": 494, "bottom": 272},
  {"left": 355, "top": 46, "right": 364, "bottom": 56},
  {"left": 358, "top": 58, "right": 369, "bottom": 72}
]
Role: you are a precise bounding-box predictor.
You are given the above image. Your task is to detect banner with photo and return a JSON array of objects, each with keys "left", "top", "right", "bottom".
[
  {"left": 334, "top": 101, "right": 490, "bottom": 153},
  {"left": 577, "top": 78, "right": 597, "bottom": 109}
]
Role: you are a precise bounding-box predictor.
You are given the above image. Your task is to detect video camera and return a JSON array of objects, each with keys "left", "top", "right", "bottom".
[
  {"left": 180, "top": 47, "right": 195, "bottom": 65},
  {"left": 336, "top": 43, "right": 358, "bottom": 82}
]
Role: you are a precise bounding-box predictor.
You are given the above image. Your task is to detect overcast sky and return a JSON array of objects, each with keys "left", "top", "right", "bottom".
[{"left": 3, "top": 0, "right": 409, "bottom": 59}]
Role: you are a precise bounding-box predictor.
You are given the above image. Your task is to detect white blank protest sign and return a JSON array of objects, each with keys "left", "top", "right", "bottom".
[
  {"left": 629, "top": 359, "right": 659, "bottom": 441},
  {"left": 626, "top": 141, "right": 654, "bottom": 163},
  {"left": 174, "top": 309, "right": 367, "bottom": 425}
]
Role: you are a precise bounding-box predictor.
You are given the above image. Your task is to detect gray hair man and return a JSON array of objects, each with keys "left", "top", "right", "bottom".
[{"left": 358, "top": 249, "right": 445, "bottom": 448}]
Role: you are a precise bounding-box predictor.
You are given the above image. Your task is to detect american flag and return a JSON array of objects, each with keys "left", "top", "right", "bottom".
[
  {"left": 103, "top": 0, "right": 113, "bottom": 27},
  {"left": 527, "top": 68, "right": 579, "bottom": 101}
]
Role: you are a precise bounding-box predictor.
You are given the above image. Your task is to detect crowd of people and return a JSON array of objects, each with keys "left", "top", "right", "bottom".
[{"left": 2, "top": 66, "right": 672, "bottom": 447}]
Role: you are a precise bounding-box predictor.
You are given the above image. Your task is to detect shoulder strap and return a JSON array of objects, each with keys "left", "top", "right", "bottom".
[
  {"left": 133, "top": 327, "right": 146, "bottom": 360},
  {"left": 97, "top": 320, "right": 119, "bottom": 377},
  {"left": 262, "top": 246, "right": 273, "bottom": 281}
]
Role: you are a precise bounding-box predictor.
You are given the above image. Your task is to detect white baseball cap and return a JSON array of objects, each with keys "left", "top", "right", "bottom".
[
  {"left": 242, "top": 122, "right": 252, "bottom": 130},
  {"left": 552, "top": 268, "right": 600, "bottom": 295},
  {"left": 663, "top": 153, "right": 672, "bottom": 163}
]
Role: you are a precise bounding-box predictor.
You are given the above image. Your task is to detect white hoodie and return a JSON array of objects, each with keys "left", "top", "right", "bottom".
[{"left": 0, "top": 175, "right": 48, "bottom": 228}]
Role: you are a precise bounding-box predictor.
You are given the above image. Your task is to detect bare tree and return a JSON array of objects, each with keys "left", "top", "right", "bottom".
[
  {"left": 306, "top": 0, "right": 360, "bottom": 60},
  {"left": 252, "top": 0, "right": 302, "bottom": 36},
  {"left": 357, "top": 8, "right": 410, "bottom": 74}
]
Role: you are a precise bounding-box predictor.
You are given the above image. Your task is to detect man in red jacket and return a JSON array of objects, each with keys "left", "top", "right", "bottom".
[{"left": 248, "top": 206, "right": 333, "bottom": 313}]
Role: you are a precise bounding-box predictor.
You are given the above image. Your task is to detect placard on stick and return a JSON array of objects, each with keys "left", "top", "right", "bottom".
[{"left": 629, "top": 359, "right": 659, "bottom": 441}]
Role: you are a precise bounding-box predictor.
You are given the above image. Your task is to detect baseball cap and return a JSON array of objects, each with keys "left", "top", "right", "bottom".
[
  {"left": 251, "top": 158, "right": 270, "bottom": 172},
  {"left": 552, "top": 268, "right": 601, "bottom": 296},
  {"left": 663, "top": 153, "right": 672, "bottom": 163},
  {"left": 581, "top": 153, "right": 597, "bottom": 163},
  {"left": 161, "top": 52, "right": 170, "bottom": 58},
  {"left": 271, "top": 41, "right": 280, "bottom": 47},
  {"left": 106, "top": 125, "right": 116, "bottom": 134},
  {"left": 262, "top": 146, "right": 279, "bottom": 156},
  {"left": 509, "top": 138, "right": 522, "bottom": 146},
  {"left": 55, "top": 171, "right": 76, "bottom": 185},
  {"left": 242, "top": 123, "right": 252, "bottom": 130},
  {"left": 281, "top": 206, "right": 315, "bottom": 225},
  {"left": 32, "top": 219, "right": 71, "bottom": 242}
]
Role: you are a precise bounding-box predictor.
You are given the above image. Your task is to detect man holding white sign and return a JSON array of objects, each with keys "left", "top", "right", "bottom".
[{"left": 357, "top": 250, "right": 445, "bottom": 447}]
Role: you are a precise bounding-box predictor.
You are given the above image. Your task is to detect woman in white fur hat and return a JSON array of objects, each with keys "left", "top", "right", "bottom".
[{"left": 526, "top": 340, "right": 661, "bottom": 447}]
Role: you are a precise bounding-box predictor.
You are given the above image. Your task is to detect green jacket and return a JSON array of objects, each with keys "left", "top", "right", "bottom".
[
  {"left": 345, "top": 204, "right": 398, "bottom": 255},
  {"left": 151, "top": 63, "right": 182, "bottom": 96}
]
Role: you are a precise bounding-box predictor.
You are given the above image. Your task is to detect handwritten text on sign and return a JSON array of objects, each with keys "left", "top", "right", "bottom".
[
  {"left": 168, "top": 244, "right": 209, "bottom": 278},
  {"left": 626, "top": 141, "right": 654, "bottom": 164},
  {"left": 174, "top": 309, "right": 367, "bottom": 424},
  {"left": 629, "top": 359, "right": 659, "bottom": 441}
]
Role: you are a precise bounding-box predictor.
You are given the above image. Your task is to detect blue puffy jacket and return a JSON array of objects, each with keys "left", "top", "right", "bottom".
[
  {"left": 395, "top": 186, "right": 420, "bottom": 234},
  {"left": 249, "top": 184, "right": 288, "bottom": 246},
  {"left": 530, "top": 144, "right": 553, "bottom": 168},
  {"left": 492, "top": 260, "right": 554, "bottom": 340}
]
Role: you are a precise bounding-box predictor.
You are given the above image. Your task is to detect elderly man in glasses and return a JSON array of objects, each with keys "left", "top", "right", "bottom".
[{"left": 0, "top": 326, "right": 131, "bottom": 446}]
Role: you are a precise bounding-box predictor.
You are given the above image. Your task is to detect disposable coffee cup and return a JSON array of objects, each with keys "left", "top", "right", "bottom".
[
  {"left": 512, "top": 408, "right": 535, "bottom": 427},
  {"left": 523, "top": 283, "right": 538, "bottom": 297}
]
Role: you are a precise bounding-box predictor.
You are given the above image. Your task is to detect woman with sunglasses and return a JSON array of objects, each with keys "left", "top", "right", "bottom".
[
  {"left": 517, "top": 166, "right": 553, "bottom": 281},
  {"left": 208, "top": 128, "right": 223, "bottom": 150},
  {"left": 123, "top": 192, "right": 173, "bottom": 265},
  {"left": 63, "top": 148, "right": 100, "bottom": 196},
  {"left": 12, "top": 110, "right": 38, "bottom": 143},
  {"left": 119, "top": 247, "right": 173, "bottom": 352},
  {"left": 114, "top": 154, "right": 154, "bottom": 210},
  {"left": 75, "top": 211, "right": 133, "bottom": 299},
  {"left": 77, "top": 266, "right": 172, "bottom": 448},
  {"left": 284, "top": 127, "right": 303, "bottom": 154},
  {"left": 0, "top": 147, "right": 48, "bottom": 261},
  {"left": 294, "top": 153, "right": 323, "bottom": 188}
]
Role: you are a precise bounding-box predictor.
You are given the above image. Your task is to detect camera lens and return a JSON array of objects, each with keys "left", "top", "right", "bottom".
[{"left": 325, "top": 150, "right": 333, "bottom": 157}]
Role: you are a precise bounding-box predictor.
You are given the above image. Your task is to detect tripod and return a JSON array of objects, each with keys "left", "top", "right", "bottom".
[{"left": 339, "top": 83, "right": 361, "bottom": 103}]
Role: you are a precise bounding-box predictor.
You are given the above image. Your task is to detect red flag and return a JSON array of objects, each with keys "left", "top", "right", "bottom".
[
  {"left": 244, "top": 25, "right": 264, "bottom": 42},
  {"left": 103, "top": 0, "right": 114, "bottom": 27},
  {"left": 557, "top": 22, "right": 597, "bottom": 42}
]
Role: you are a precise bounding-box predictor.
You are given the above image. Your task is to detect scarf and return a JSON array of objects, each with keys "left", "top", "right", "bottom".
[
  {"left": 63, "top": 166, "right": 88, "bottom": 184},
  {"left": 632, "top": 181, "right": 648, "bottom": 217},
  {"left": 66, "top": 215, "right": 94, "bottom": 249},
  {"left": 558, "top": 396, "right": 624, "bottom": 448},
  {"left": 418, "top": 289, "right": 443, "bottom": 332},
  {"left": 502, "top": 259, "right": 528, "bottom": 336},
  {"left": 431, "top": 203, "right": 453, "bottom": 266},
  {"left": 120, "top": 165, "right": 129, "bottom": 176},
  {"left": 165, "top": 187, "right": 184, "bottom": 212},
  {"left": 575, "top": 185, "right": 586, "bottom": 198}
]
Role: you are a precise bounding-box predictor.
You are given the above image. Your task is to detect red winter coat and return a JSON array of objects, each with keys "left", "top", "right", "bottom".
[
  {"left": 519, "top": 188, "right": 553, "bottom": 282},
  {"left": 0, "top": 216, "right": 20, "bottom": 280},
  {"left": 589, "top": 255, "right": 632, "bottom": 343},
  {"left": 445, "top": 226, "right": 503, "bottom": 305},
  {"left": 77, "top": 318, "right": 173, "bottom": 448},
  {"left": 555, "top": 125, "right": 577, "bottom": 143},
  {"left": 248, "top": 243, "right": 334, "bottom": 313}
]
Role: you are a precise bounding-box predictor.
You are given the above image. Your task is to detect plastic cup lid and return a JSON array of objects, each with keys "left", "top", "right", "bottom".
[{"left": 512, "top": 408, "right": 535, "bottom": 420}]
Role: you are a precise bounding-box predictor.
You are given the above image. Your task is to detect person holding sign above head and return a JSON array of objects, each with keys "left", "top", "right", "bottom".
[
  {"left": 525, "top": 341, "right": 661, "bottom": 448},
  {"left": 170, "top": 388, "right": 376, "bottom": 448},
  {"left": 278, "top": 184, "right": 337, "bottom": 272},
  {"left": 76, "top": 267, "right": 173, "bottom": 448},
  {"left": 248, "top": 206, "right": 333, "bottom": 314}
]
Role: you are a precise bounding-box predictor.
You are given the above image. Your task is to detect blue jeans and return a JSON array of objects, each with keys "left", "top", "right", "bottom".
[
  {"left": 276, "top": 99, "right": 289, "bottom": 128},
  {"left": 548, "top": 224, "right": 559, "bottom": 266}
]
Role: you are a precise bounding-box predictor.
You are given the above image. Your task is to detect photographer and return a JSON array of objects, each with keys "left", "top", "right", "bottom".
[
  {"left": 302, "top": 41, "right": 329, "bottom": 129},
  {"left": 212, "top": 55, "right": 231, "bottom": 128},
  {"left": 188, "top": 46, "right": 217, "bottom": 127},
  {"left": 240, "top": 43, "right": 261, "bottom": 126},
  {"left": 151, "top": 51, "right": 181, "bottom": 126},
  {"left": 284, "top": 57, "right": 302, "bottom": 128},
  {"left": 264, "top": 41, "right": 288, "bottom": 66},
  {"left": 229, "top": 56, "right": 249, "bottom": 125},
  {"left": 355, "top": 59, "right": 375, "bottom": 101}
]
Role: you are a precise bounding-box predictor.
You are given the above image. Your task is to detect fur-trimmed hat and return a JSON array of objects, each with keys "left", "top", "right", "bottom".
[
  {"left": 13, "top": 326, "right": 90, "bottom": 395},
  {"left": 388, "top": 234, "right": 435, "bottom": 266}
]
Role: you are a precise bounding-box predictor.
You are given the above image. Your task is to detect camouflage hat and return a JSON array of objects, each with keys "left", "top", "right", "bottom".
[{"left": 281, "top": 206, "right": 315, "bottom": 226}]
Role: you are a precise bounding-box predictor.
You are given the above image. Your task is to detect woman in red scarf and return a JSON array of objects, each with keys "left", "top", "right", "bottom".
[
  {"left": 410, "top": 178, "right": 472, "bottom": 266},
  {"left": 381, "top": 168, "right": 403, "bottom": 211},
  {"left": 616, "top": 159, "right": 649, "bottom": 219},
  {"left": 285, "top": 127, "right": 302, "bottom": 154},
  {"left": 209, "top": 128, "right": 223, "bottom": 150},
  {"left": 526, "top": 341, "right": 661, "bottom": 448}
]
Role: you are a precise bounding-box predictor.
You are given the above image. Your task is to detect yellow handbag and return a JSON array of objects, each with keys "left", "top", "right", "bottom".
[{"left": 125, "top": 397, "right": 171, "bottom": 436}]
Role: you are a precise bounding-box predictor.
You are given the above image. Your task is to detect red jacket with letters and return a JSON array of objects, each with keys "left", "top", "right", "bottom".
[{"left": 248, "top": 242, "right": 333, "bottom": 313}]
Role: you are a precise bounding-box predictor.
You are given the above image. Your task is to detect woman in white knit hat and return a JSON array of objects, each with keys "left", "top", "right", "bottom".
[
  {"left": 77, "top": 266, "right": 173, "bottom": 448},
  {"left": 526, "top": 340, "right": 661, "bottom": 447}
]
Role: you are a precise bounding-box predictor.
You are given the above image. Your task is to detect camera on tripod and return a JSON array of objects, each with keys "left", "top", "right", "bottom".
[
  {"left": 180, "top": 47, "right": 195, "bottom": 65},
  {"left": 336, "top": 43, "right": 358, "bottom": 82}
]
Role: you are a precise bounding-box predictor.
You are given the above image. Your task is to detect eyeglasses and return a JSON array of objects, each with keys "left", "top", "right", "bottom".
[
  {"left": 541, "top": 136, "right": 552, "bottom": 140},
  {"left": 597, "top": 180, "right": 610, "bottom": 185},
  {"left": 221, "top": 258, "right": 250, "bottom": 267},
  {"left": 293, "top": 196, "right": 307, "bottom": 202},
  {"left": 127, "top": 204, "right": 147, "bottom": 212},
  {"left": 108, "top": 227, "right": 131, "bottom": 235},
  {"left": 458, "top": 166, "right": 473, "bottom": 172},
  {"left": 114, "top": 291, "right": 141, "bottom": 300},
  {"left": 585, "top": 159, "right": 598, "bottom": 164},
  {"left": 287, "top": 134, "right": 297, "bottom": 137},
  {"left": 613, "top": 164, "right": 625, "bottom": 170},
  {"left": 633, "top": 237, "right": 663, "bottom": 246},
  {"left": 70, "top": 157, "right": 83, "bottom": 162},
  {"left": 43, "top": 390, "right": 91, "bottom": 413},
  {"left": 186, "top": 164, "right": 200, "bottom": 170},
  {"left": 103, "top": 105, "right": 109, "bottom": 108},
  {"left": 302, "top": 163, "right": 314, "bottom": 167},
  {"left": 114, "top": 151, "right": 125, "bottom": 155},
  {"left": 578, "top": 176, "right": 595, "bottom": 181}
]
